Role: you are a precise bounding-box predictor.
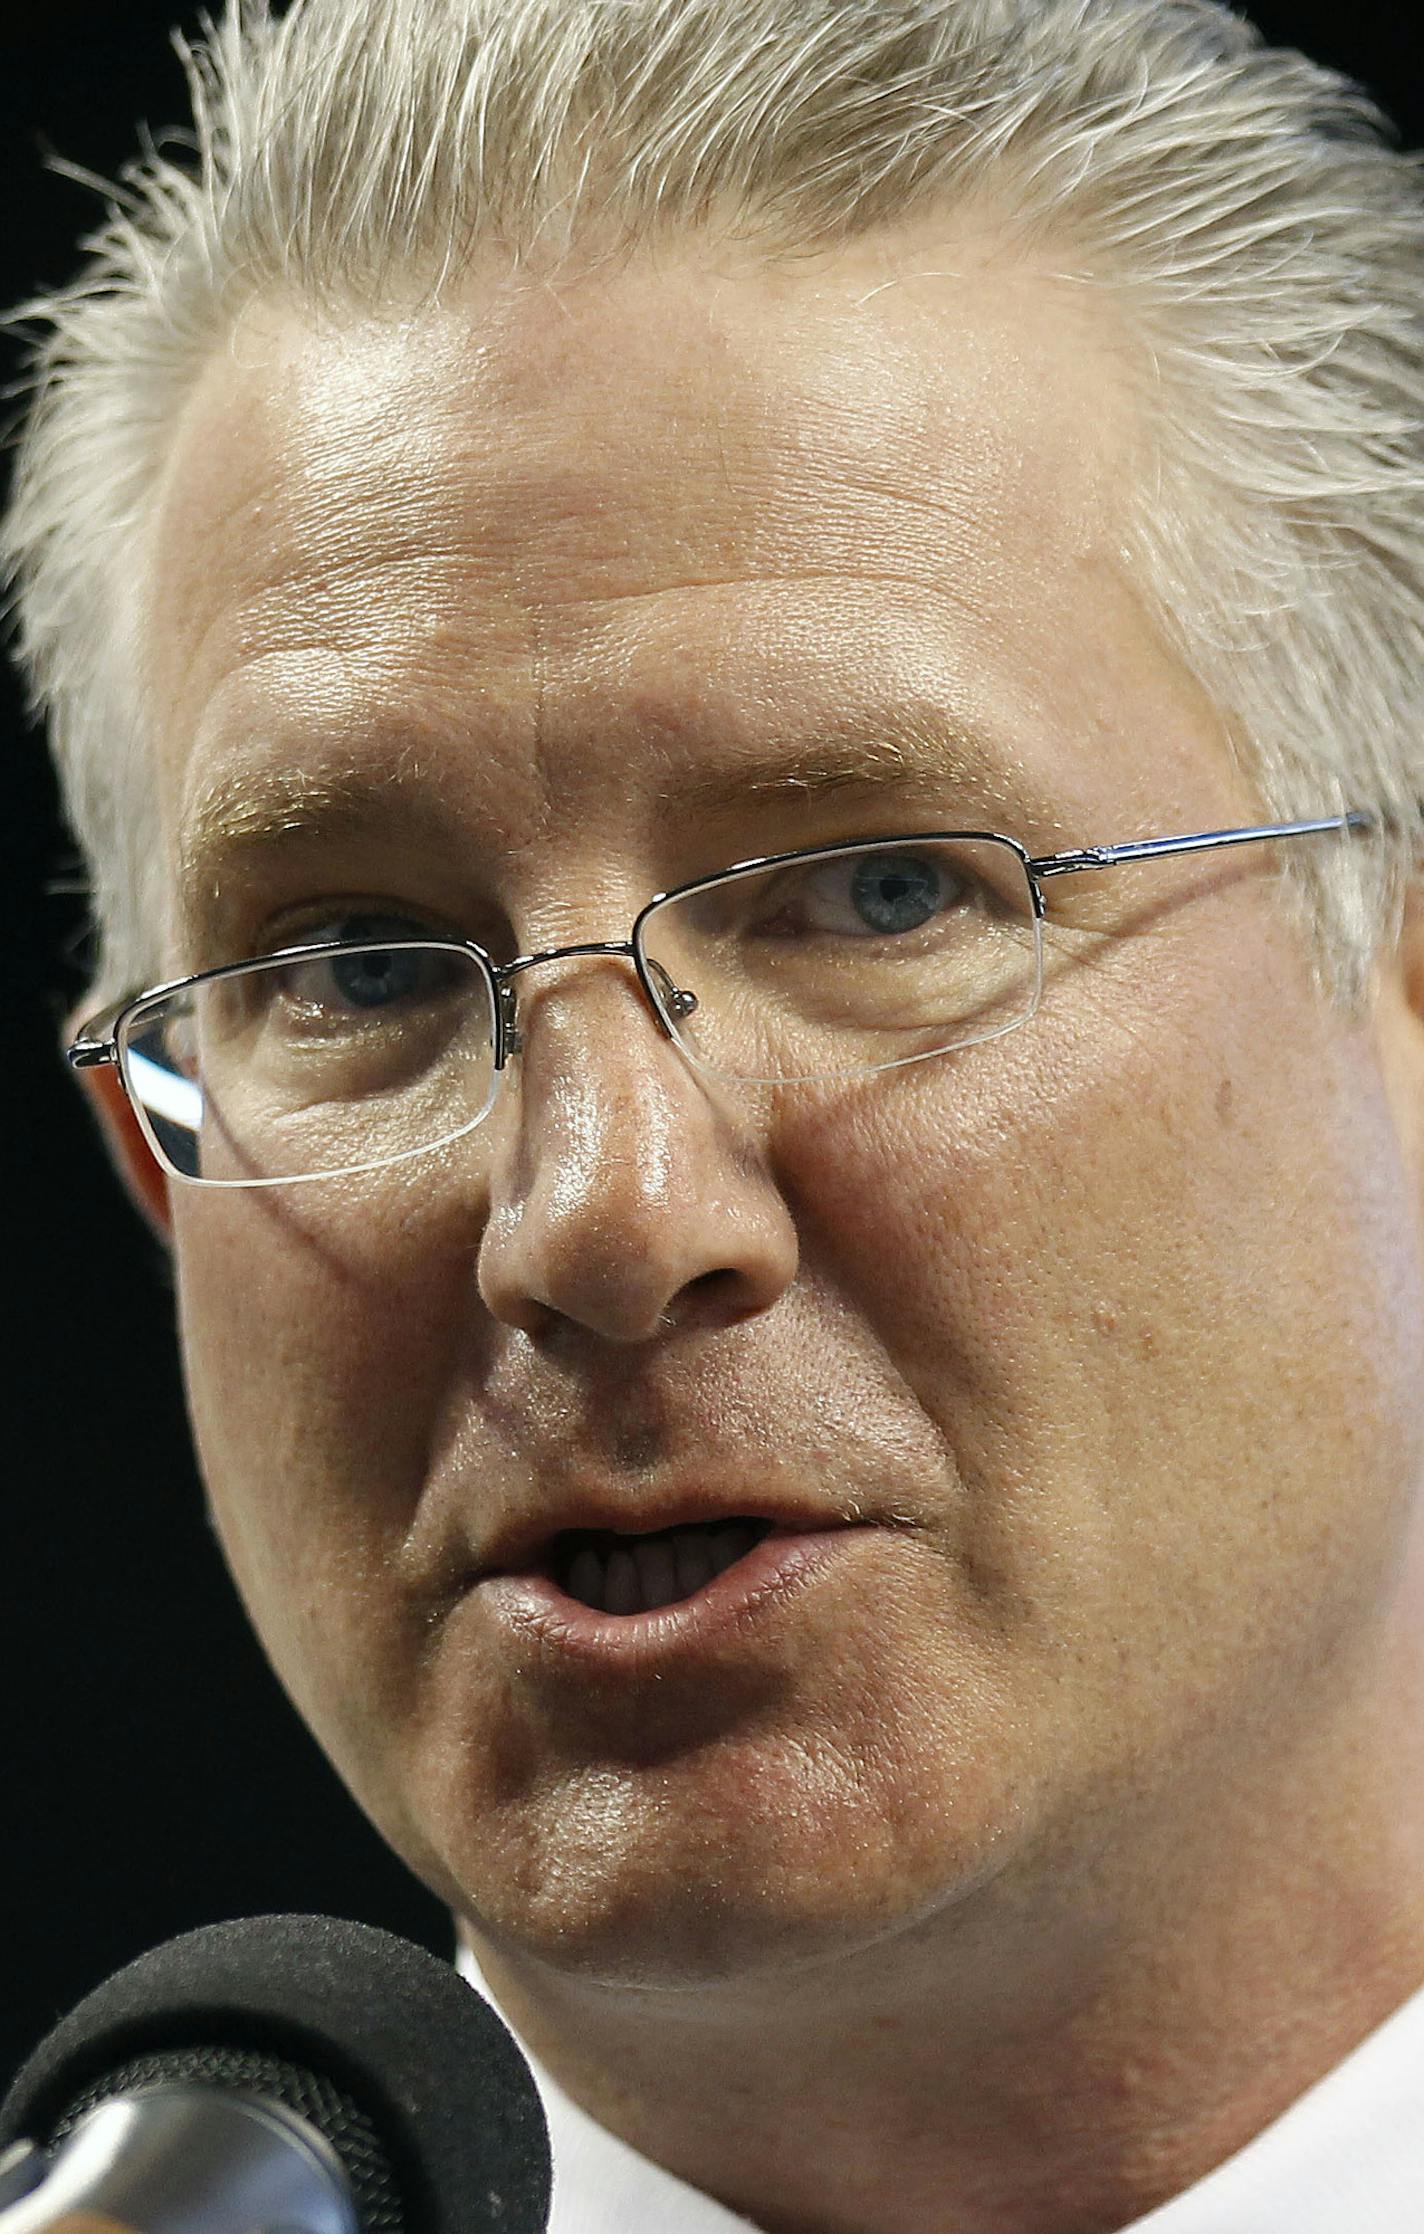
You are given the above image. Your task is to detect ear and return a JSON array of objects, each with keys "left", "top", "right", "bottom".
[{"left": 71, "top": 1053, "right": 174, "bottom": 1245}]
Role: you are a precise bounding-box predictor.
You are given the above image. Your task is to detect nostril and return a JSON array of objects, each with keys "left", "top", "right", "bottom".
[{"left": 677, "top": 1265, "right": 762, "bottom": 1324}]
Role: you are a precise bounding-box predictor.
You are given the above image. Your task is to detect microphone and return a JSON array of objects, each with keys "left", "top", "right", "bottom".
[{"left": 0, "top": 1914, "right": 552, "bottom": 2234}]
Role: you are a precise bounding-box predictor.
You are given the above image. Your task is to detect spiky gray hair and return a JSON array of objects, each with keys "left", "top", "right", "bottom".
[{"left": 5, "top": 0, "right": 1424, "bottom": 1011}]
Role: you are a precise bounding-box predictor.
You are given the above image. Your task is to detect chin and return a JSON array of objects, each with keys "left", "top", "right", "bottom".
[
  {"left": 463, "top": 1889, "right": 894, "bottom": 1993},
  {"left": 431, "top": 1809, "right": 1017, "bottom": 1997}
]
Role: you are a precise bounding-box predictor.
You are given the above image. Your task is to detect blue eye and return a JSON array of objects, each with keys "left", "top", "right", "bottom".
[
  {"left": 280, "top": 916, "right": 454, "bottom": 1014},
  {"left": 784, "top": 850, "right": 961, "bottom": 938},
  {"left": 846, "top": 853, "right": 946, "bottom": 934},
  {"left": 324, "top": 946, "right": 430, "bottom": 1009}
]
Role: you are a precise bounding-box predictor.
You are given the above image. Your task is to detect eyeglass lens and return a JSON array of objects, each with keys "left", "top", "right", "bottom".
[
  {"left": 641, "top": 836, "right": 1041, "bottom": 1082},
  {"left": 120, "top": 942, "right": 502, "bottom": 1186}
]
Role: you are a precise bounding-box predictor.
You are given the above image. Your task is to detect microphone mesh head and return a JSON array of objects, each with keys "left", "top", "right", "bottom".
[
  {"left": 0, "top": 1917, "right": 552, "bottom": 2234},
  {"left": 48, "top": 2045, "right": 402, "bottom": 2234}
]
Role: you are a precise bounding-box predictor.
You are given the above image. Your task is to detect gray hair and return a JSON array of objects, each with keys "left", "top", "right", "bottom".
[{"left": 5, "top": 0, "right": 1424, "bottom": 1012}]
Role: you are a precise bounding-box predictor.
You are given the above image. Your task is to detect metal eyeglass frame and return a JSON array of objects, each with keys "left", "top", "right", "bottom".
[{"left": 66, "top": 808, "right": 1382, "bottom": 1133}]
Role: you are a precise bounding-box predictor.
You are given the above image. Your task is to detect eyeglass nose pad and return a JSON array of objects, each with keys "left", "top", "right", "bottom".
[
  {"left": 643, "top": 955, "right": 699, "bottom": 1024},
  {"left": 497, "top": 977, "right": 524, "bottom": 1059}
]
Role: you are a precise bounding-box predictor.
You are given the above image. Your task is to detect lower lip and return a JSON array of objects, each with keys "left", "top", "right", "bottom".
[{"left": 476, "top": 1527, "right": 870, "bottom": 1671}]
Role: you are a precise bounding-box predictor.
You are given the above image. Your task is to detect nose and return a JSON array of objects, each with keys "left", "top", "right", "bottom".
[{"left": 475, "top": 956, "right": 799, "bottom": 1344}]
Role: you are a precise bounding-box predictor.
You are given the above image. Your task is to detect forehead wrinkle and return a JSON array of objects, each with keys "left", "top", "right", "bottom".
[{"left": 160, "top": 248, "right": 1124, "bottom": 632}]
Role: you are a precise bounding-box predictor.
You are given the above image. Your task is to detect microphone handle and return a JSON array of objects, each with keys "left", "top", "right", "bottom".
[{"left": 0, "top": 2091, "right": 356, "bottom": 2234}]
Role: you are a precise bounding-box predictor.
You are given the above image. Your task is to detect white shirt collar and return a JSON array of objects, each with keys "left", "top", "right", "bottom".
[{"left": 455, "top": 1940, "right": 1424, "bottom": 2231}]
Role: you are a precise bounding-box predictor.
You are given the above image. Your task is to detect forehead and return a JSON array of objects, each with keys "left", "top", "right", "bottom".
[{"left": 141, "top": 221, "right": 1215, "bottom": 921}]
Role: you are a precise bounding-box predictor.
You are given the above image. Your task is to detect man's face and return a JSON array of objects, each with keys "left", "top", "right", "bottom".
[{"left": 133, "top": 225, "right": 1424, "bottom": 1986}]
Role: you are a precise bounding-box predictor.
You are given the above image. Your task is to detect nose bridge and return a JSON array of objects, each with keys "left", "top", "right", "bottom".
[
  {"left": 495, "top": 938, "right": 649, "bottom": 1058},
  {"left": 494, "top": 934, "right": 688, "bottom": 1160},
  {"left": 476, "top": 934, "right": 798, "bottom": 1343}
]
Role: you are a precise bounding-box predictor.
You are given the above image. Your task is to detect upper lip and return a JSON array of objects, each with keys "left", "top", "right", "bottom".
[{"left": 476, "top": 1491, "right": 865, "bottom": 1578}]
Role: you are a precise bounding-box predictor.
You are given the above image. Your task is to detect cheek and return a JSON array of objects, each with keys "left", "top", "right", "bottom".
[
  {"left": 787, "top": 898, "right": 1424, "bottom": 1721},
  {"left": 170, "top": 1160, "right": 486, "bottom": 1736}
]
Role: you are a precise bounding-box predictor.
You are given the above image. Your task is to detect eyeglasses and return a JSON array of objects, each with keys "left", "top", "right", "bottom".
[{"left": 67, "top": 809, "right": 1380, "bottom": 1189}]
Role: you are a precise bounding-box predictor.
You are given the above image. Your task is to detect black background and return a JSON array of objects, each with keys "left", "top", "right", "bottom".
[{"left": 3, "top": 2, "right": 1420, "bottom": 2092}]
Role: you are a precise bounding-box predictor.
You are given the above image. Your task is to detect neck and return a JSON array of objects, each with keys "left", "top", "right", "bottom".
[{"left": 462, "top": 1662, "right": 1424, "bottom": 2234}]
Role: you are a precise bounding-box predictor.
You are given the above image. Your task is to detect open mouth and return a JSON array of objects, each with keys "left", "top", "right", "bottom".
[{"left": 542, "top": 1518, "right": 777, "bottom": 1616}]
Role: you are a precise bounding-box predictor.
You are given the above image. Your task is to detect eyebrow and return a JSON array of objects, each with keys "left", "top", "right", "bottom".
[
  {"left": 176, "top": 720, "right": 1018, "bottom": 929},
  {"left": 175, "top": 757, "right": 476, "bottom": 956},
  {"left": 653, "top": 729, "right": 980, "bottom": 818},
  {"left": 183, "top": 761, "right": 434, "bottom": 861}
]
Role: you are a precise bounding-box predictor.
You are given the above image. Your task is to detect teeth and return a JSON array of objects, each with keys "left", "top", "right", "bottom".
[
  {"left": 672, "top": 1532, "right": 717, "bottom": 1599},
  {"left": 560, "top": 1522, "right": 769, "bottom": 1615},
  {"left": 604, "top": 1547, "right": 641, "bottom": 1616},
  {"left": 708, "top": 1522, "right": 759, "bottom": 1579},
  {"left": 632, "top": 1535, "right": 680, "bottom": 1608},
  {"left": 567, "top": 1544, "right": 607, "bottom": 1608}
]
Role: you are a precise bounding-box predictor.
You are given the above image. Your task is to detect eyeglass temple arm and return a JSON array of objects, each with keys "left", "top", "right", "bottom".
[
  {"left": 1028, "top": 809, "right": 1382, "bottom": 883},
  {"left": 67, "top": 996, "right": 128, "bottom": 1070}
]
